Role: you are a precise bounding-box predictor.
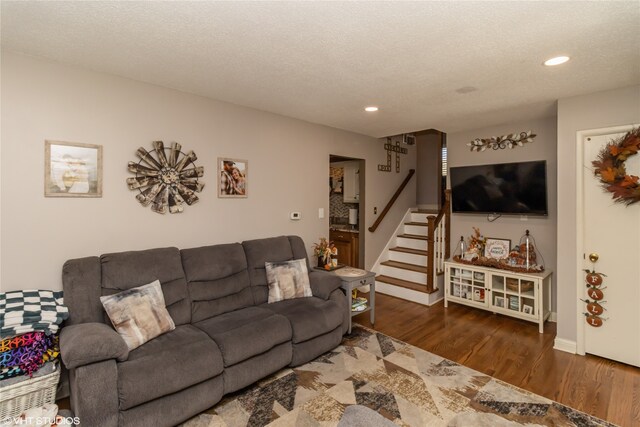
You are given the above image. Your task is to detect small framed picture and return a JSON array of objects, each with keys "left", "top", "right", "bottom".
[
  {"left": 509, "top": 295, "right": 519, "bottom": 311},
  {"left": 45, "top": 140, "right": 102, "bottom": 197},
  {"left": 484, "top": 238, "right": 511, "bottom": 260},
  {"left": 523, "top": 304, "right": 534, "bottom": 315},
  {"left": 473, "top": 289, "right": 485, "bottom": 302},
  {"left": 218, "top": 158, "right": 248, "bottom": 198},
  {"left": 452, "top": 284, "right": 461, "bottom": 297},
  {"left": 494, "top": 296, "right": 505, "bottom": 308}
]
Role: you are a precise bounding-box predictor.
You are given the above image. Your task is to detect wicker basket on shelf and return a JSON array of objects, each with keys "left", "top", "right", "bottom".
[
  {"left": 0, "top": 365, "right": 60, "bottom": 420},
  {"left": 506, "top": 278, "right": 534, "bottom": 292}
]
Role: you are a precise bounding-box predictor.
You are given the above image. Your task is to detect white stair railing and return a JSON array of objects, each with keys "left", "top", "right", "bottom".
[{"left": 425, "top": 190, "right": 451, "bottom": 292}]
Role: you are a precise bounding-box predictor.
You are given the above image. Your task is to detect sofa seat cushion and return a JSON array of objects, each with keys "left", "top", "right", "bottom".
[
  {"left": 262, "top": 297, "right": 343, "bottom": 344},
  {"left": 117, "top": 325, "right": 223, "bottom": 410},
  {"left": 194, "top": 306, "right": 292, "bottom": 367}
]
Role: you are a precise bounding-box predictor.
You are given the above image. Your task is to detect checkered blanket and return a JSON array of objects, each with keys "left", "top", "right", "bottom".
[{"left": 0, "top": 290, "right": 69, "bottom": 337}]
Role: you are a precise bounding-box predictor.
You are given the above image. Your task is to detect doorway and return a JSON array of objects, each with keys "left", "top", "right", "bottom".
[
  {"left": 414, "top": 129, "right": 447, "bottom": 211},
  {"left": 576, "top": 124, "right": 640, "bottom": 367},
  {"left": 329, "top": 155, "right": 365, "bottom": 268}
]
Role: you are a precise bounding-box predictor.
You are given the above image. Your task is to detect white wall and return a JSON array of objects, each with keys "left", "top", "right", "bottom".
[
  {"left": 0, "top": 51, "right": 417, "bottom": 291},
  {"left": 556, "top": 85, "right": 640, "bottom": 343},
  {"left": 447, "top": 116, "right": 558, "bottom": 310}
]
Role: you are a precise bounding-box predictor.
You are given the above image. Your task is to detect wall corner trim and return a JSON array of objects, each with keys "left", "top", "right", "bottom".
[{"left": 554, "top": 338, "right": 577, "bottom": 354}]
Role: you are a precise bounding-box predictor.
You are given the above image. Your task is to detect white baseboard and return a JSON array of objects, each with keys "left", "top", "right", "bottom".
[
  {"left": 553, "top": 338, "right": 577, "bottom": 354},
  {"left": 376, "top": 282, "right": 430, "bottom": 306},
  {"left": 429, "top": 295, "right": 444, "bottom": 305},
  {"left": 376, "top": 282, "right": 443, "bottom": 306},
  {"left": 549, "top": 312, "right": 557, "bottom": 322}
]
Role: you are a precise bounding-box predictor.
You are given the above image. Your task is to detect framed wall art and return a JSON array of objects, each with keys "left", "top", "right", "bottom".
[
  {"left": 45, "top": 140, "right": 102, "bottom": 197},
  {"left": 484, "top": 238, "right": 511, "bottom": 260},
  {"left": 218, "top": 158, "right": 247, "bottom": 198}
]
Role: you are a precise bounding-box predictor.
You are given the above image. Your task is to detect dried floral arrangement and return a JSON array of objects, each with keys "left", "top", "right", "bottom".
[
  {"left": 453, "top": 255, "right": 544, "bottom": 273},
  {"left": 591, "top": 127, "right": 640, "bottom": 206},
  {"left": 312, "top": 238, "right": 336, "bottom": 266},
  {"left": 454, "top": 227, "right": 544, "bottom": 273},
  {"left": 467, "top": 131, "right": 536, "bottom": 152}
]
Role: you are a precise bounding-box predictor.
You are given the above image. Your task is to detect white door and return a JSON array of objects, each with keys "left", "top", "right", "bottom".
[{"left": 581, "top": 126, "right": 640, "bottom": 367}]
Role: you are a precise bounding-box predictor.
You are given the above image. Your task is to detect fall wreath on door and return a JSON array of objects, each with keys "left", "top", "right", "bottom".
[{"left": 592, "top": 127, "right": 640, "bottom": 206}]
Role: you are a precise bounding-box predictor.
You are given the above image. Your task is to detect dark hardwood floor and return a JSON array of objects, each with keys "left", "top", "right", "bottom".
[{"left": 353, "top": 293, "right": 639, "bottom": 426}]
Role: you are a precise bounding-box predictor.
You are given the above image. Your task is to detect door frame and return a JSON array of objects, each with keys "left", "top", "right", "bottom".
[
  {"left": 329, "top": 155, "right": 366, "bottom": 268},
  {"left": 574, "top": 124, "right": 637, "bottom": 356}
]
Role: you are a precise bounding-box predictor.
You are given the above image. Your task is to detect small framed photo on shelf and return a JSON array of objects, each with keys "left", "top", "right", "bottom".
[
  {"left": 494, "top": 296, "right": 505, "bottom": 308},
  {"left": 509, "top": 295, "right": 519, "bottom": 311},
  {"left": 484, "top": 238, "right": 511, "bottom": 260},
  {"left": 522, "top": 304, "right": 534, "bottom": 315}
]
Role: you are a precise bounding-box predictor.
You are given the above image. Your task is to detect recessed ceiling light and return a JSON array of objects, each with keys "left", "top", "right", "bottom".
[
  {"left": 544, "top": 56, "right": 570, "bottom": 66},
  {"left": 364, "top": 106, "right": 379, "bottom": 112}
]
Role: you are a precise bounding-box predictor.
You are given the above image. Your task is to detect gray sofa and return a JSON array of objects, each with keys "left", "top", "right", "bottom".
[{"left": 59, "top": 235, "right": 349, "bottom": 427}]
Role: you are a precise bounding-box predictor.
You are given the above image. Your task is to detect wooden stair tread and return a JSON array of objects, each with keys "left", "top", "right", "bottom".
[
  {"left": 404, "top": 221, "right": 429, "bottom": 226},
  {"left": 376, "top": 275, "right": 439, "bottom": 294},
  {"left": 389, "top": 247, "right": 428, "bottom": 255},
  {"left": 380, "top": 260, "right": 428, "bottom": 273},
  {"left": 397, "top": 233, "right": 428, "bottom": 241}
]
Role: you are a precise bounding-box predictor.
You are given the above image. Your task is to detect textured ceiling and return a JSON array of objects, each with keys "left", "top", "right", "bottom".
[{"left": 2, "top": 1, "right": 639, "bottom": 137}]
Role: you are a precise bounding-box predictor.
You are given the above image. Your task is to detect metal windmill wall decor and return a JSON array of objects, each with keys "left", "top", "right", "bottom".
[{"left": 127, "top": 141, "right": 204, "bottom": 214}]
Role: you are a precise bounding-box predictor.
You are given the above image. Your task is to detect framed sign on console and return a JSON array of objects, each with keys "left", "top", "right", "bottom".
[{"left": 484, "top": 238, "right": 510, "bottom": 260}]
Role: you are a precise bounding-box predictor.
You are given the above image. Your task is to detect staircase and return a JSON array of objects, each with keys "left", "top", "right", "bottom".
[{"left": 374, "top": 208, "right": 447, "bottom": 306}]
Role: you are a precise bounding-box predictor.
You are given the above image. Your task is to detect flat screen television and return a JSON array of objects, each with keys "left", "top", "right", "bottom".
[{"left": 450, "top": 160, "right": 548, "bottom": 215}]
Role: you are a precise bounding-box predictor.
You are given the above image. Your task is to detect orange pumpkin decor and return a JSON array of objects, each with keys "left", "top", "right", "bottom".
[
  {"left": 585, "top": 314, "right": 604, "bottom": 328},
  {"left": 583, "top": 269, "right": 608, "bottom": 327},
  {"left": 585, "top": 272, "right": 604, "bottom": 287},
  {"left": 586, "top": 300, "right": 605, "bottom": 316},
  {"left": 587, "top": 287, "right": 604, "bottom": 301}
]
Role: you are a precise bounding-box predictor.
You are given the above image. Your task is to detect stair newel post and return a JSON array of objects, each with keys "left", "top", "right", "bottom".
[
  {"left": 444, "top": 189, "right": 451, "bottom": 259},
  {"left": 426, "top": 215, "right": 436, "bottom": 293}
]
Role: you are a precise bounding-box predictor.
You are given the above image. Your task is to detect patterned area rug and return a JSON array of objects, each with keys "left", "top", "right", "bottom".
[{"left": 183, "top": 325, "right": 613, "bottom": 427}]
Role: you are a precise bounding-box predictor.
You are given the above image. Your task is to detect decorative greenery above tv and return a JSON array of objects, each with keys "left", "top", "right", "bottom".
[{"left": 450, "top": 160, "right": 548, "bottom": 215}]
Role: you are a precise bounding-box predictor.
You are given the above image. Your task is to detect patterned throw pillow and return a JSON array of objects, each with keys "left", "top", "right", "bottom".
[
  {"left": 265, "top": 259, "right": 313, "bottom": 303},
  {"left": 100, "top": 280, "right": 175, "bottom": 350}
]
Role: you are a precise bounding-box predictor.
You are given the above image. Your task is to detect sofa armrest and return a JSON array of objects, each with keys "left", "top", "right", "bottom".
[
  {"left": 308, "top": 270, "right": 343, "bottom": 300},
  {"left": 61, "top": 322, "right": 129, "bottom": 369}
]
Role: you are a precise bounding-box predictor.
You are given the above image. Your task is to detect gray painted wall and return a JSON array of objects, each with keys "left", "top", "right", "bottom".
[
  {"left": 0, "top": 51, "right": 417, "bottom": 291},
  {"left": 447, "top": 116, "right": 558, "bottom": 311}
]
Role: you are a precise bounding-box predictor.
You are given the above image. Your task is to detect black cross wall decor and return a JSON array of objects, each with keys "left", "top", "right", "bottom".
[{"left": 378, "top": 137, "right": 408, "bottom": 173}]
